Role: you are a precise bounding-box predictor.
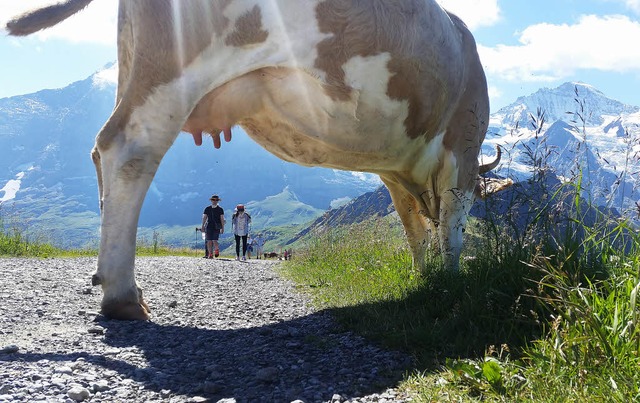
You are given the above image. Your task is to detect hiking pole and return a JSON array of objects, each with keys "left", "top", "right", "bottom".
[{"left": 196, "top": 227, "right": 207, "bottom": 257}]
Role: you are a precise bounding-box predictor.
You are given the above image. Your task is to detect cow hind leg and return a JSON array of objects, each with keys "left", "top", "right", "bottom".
[
  {"left": 91, "top": 104, "right": 183, "bottom": 320},
  {"left": 91, "top": 138, "right": 150, "bottom": 320}
]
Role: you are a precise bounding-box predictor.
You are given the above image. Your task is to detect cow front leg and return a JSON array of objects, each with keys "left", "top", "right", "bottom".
[
  {"left": 437, "top": 188, "right": 473, "bottom": 271},
  {"left": 381, "top": 176, "right": 430, "bottom": 272},
  {"left": 91, "top": 120, "right": 178, "bottom": 320}
]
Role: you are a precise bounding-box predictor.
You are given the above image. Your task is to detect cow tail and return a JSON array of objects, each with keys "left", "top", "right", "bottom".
[{"left": 6, "top": 0, "right": 95, "bottom": 36}]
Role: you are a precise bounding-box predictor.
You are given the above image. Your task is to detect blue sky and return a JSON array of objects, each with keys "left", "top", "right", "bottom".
[{"left": 1, "top": 0, "right": 639, "bottom": 112}]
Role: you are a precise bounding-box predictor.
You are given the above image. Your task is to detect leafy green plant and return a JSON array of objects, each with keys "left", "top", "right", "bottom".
[{"left": 444, "top": 355, "right": 523, "bottom": 397}]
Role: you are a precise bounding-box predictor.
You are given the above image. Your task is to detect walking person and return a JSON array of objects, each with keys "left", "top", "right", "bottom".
[
  {"left": 201, "top": 195, "right": 225, "bottom": 259},
  {"left": 254, "top": 234, "right": 265, "bottom": 259},
  {"left": 232, "top": 204, "right": 251, "bottom": 261},
  {"left": 247, "top": 236, "right": 254, "bottom": 259}
]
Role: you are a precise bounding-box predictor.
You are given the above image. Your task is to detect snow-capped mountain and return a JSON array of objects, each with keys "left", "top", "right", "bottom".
[
  {"left": 490, "top": 82, "right": 639, "bottom": 129},
  {"left": 484, "top": 82, "right": 640, "bottom": 216}
]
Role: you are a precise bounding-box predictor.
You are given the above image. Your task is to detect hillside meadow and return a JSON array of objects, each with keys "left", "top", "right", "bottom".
[{"left": 279, "top": 188, "right": 640, "bottom": 401}]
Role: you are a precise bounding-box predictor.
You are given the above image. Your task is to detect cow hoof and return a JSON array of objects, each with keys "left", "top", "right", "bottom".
[
  {"left": 101, "top": 300, "right": 150, "bottom": 321},
  {"left": 91, "top": 273, "right": 102, "bottom": 286}
]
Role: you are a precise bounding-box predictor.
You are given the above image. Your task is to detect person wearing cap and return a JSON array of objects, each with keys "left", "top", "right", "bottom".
[
  {"left": 201, "top": 195, "right": 225, "bottom": 258},
  {"left": 231, "top": 204, "right": 251, "bottom": 261}
]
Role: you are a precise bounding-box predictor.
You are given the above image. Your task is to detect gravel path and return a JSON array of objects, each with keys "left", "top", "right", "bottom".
[{"left": 0, "top": 256, "right": 414, "bottom": 402}]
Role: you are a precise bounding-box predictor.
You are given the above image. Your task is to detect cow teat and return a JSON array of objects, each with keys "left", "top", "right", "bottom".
[{"left": 211, "top": 128, "right": 232, "bottom": 149}]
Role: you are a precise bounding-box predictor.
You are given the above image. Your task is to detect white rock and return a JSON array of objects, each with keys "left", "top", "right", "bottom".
[
  {"left": 67, "top": 386, "right": 90, "bottom": 402},
  {"left": 55, "top": 366, "right": 73, "bottom": 375},
  {"left": 91, "top": 380, "right": 110, "bottom": 392}
]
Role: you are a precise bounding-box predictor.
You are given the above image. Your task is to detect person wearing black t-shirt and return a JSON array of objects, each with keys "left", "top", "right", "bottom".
[{"left": 201, "top": 195, "right": 225, "bottom": 258}]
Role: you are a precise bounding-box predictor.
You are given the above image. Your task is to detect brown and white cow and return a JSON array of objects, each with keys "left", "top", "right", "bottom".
[{"left": 7, "top": 0, "right": 508, "bottom": 320}]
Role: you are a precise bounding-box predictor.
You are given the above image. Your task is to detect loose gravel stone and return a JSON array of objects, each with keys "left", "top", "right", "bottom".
[
  {"left": 67, "top": 385, "right": 91, "bottom": 401},
  {"left": 0, "top": 256, "right": 414, "bottom": 402}
]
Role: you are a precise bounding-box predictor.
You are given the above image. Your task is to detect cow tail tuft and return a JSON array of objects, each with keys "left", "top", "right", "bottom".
[{"left": 6, "top": 0, "right": 95, "bottom": 36}]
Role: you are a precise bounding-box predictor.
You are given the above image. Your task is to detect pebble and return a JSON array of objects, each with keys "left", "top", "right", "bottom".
[
  {"left": 91, "top": 380, "right": 110, "bottom": 392},
  {"left": 0, "top": 257, "right": 414, "bottom": 402},
  {"left": 255, "top": 367, "right": 280, "bottom": 383},
  {"left": 87, "top": 326, "right": 105, "bottom": 335},
  {"left": 67, "top": 386, "right": 91, "bottom": 401}
]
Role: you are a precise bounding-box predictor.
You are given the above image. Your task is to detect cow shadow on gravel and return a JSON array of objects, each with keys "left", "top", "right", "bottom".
[{"left": 4, "top": 312, "right": 412, "bottom": 402}]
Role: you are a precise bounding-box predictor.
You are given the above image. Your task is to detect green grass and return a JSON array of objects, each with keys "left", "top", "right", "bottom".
[
  {"left": 0, "top": 226, "right": 61, "bottom": 257},
  {"left": 280, "top": 216, "right": 543, "bottom": 358},
  {"left": 0, "top": 215, "right": 199, "bottom": 258},
  {"left": 279, "top": 211, "right": 640, "bottom": 401}
]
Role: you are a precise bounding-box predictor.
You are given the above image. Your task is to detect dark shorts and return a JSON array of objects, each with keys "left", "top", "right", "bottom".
[{"left": 206, "top": 227, "right": 220, "bottom": 241}]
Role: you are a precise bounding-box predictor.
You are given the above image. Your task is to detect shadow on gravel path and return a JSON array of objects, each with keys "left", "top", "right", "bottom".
[{"left": 4, "top": 314, "right": 411, "bottom": 402}]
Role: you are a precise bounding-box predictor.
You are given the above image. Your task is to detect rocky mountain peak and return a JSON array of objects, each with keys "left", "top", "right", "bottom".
[{"left": 493, "top": 82, "right": 640, "bottom": 129}]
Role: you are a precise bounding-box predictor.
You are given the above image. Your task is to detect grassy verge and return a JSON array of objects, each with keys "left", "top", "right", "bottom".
[
  {"left": 0, "top": 229, "right": 61, "bottom": 257},
  {"left": 279, "top": 214, "right": 640, "bottom": 401},
  {"left": 0, "top": 221, "right": 199, "bottom": 258}
]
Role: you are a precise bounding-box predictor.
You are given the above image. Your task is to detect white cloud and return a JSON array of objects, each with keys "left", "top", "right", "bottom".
[
  {"left": 479, "top": 14, "right": 640, "bottom": 82},
  {"left": 612, "top": 0, "right": 640, "bottom": 13},
  {"left": 0, "top": 0, "right": 116, "bottom": 45},
  {"left": 437, "top": 0, "right": 501, "bottom": 29},
  {"left": 487, "top": 85, "right": 502, "bottom": 100},
  {"left": 486, "top": 85, "right": 503, "bottom": 109},
  {"left": 92, "top": 64, "right": 118, "bottom": 88}
]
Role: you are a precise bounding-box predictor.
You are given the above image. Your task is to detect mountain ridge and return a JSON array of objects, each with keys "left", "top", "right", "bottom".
[
  {"left": 483, "top": 82, "right": 640, "bottom": 217},
  {"left": 0, "top": 69, "right": 380, "bottom": 247},
  {"left": 1, "top": 73, "right": 638, "bottom": 247}
]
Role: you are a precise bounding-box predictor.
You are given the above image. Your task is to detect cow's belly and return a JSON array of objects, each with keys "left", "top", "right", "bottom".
[
  {"left": 186, "top": 67, "right": 431, "bottom": 172},
  {"left": 242, "top": 118, "right": 406, "bottom": 172}
]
